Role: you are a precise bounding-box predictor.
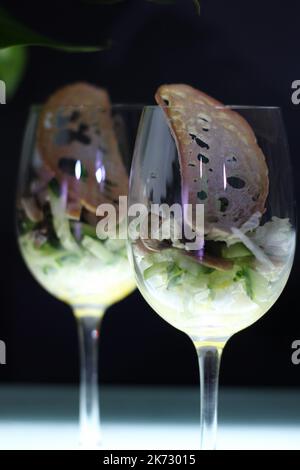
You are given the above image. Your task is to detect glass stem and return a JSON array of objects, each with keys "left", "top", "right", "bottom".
[
  {"left": 196, "top": 344, "right": 224, "bottom": 450},
  {"left": 75, "top": 309, "right": 104, "bottom": 448}
]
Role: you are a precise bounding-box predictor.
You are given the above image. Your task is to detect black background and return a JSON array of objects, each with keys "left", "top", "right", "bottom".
[{"left": 0, "top": 0, "right": 299, "bottom": 387}]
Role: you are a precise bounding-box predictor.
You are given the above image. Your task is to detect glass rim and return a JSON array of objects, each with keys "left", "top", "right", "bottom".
[
  {"left": 29, "top": 103, "right": 280, "bottom": 112},
  {"left": 143, "top": 104, "right": 281, "bottom": 110},
  {"left": 29, "top": 103, "right": 146, "bottom": 112}
]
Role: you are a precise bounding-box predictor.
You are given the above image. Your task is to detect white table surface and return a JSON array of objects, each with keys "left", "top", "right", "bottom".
[{"left": 0, "top": 385, "right": 299, "bottom": 450}]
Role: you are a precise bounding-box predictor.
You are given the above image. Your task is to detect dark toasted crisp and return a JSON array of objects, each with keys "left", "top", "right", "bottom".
[
  {"left": 37, "top": 82, "right": 128, "bottom": 218},
  {"left": 155, "top": 84, "right": 269, "bottom": 234}
]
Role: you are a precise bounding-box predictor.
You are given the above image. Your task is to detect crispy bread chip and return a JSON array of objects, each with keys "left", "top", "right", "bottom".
[
  {"left": 155, "top": 84, "right": 269, "bottom": 234},
  {"left": 37, "top": 82, "right": 128, "bottom": 218}
]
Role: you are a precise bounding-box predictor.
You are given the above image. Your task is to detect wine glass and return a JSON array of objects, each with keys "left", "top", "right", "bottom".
[
  {"left": 16, "top": 104, "right": 141, "bottom": 448},
  {"left": 128, "top": 105, "right": 296, "bottom": 449}
]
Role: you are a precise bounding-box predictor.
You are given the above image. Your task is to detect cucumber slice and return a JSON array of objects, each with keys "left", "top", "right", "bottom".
[
  {"left": 175, "top": 252, "right": 213, "bottom": 277},
  {"left": 175, "top": 254, "right": 200, "bottom": 277},
  {"left": 235, "top": 267, "right": 253, "bottom": 299},
  {"left": 143, "top": 261, "right": 170, "bottom": 280},
  {"left": 234, "top": 266, "right": 269, "bottom": 301},
  {"left": 105, "top": 237, "right": 126, "bottom": 253},
  {"left": 81, "top": 236, "right": 115, "bottom": 263},
  {"left": 248, "top": 268, "right": 269, "bottom": 302},
  {"left": 222, "top": 242, "right": 252, "bottom": 259},
  {"left": 208, "top": 268, "right": 237, "bottom": 290}
]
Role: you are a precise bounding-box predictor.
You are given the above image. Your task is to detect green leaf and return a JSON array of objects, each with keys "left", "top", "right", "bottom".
[
  {"left": 0, "top": 8, "right": 110, "bottom": 51},
  {"left": 193, "top": 0, "right": 200, "bottom": 15},
  {"left": 0, "top": 46, "right": 27, "bottom": 98}
]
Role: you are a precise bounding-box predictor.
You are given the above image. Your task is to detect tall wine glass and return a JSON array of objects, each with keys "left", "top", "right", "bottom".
[
  {"left": 16, "top": 104, "right": 141, "bottom": 448},
  {"left": 128, "top": 105, "right": 296, "bottom": 449}
]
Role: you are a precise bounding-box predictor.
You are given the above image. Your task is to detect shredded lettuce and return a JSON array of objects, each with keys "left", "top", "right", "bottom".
[
  {"left": 231, "top": 226, "right": 274, "bottom": 269},
  {"left": 140, "top": 215, "right": 294, "bottom": 308},
  {"left": 249, "top": 217, "right": 294, "bottom": 260},
  {"left": 206, "top": 212, "right": 262, "bottom": 244},
  {"left": 48, "top": 187, "right": 78, "bottom": 252}
]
